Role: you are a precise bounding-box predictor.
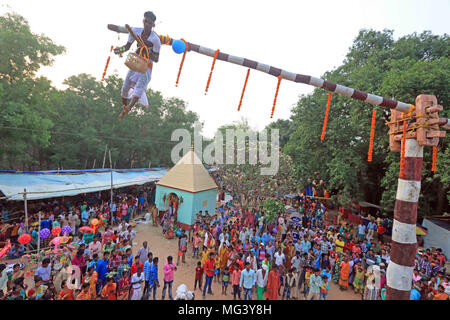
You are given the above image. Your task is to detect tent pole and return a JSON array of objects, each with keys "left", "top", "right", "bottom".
[{"left": 24, "top": 188, "right": 28, "bottom": 232}]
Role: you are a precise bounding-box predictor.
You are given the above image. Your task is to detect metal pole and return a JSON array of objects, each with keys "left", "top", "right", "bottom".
[
  {"left": 109, "top": 149, "right": 113, "bottom": 225},
  {"left": 102, "top": 144, "right": 108, "bottom": 169},
  {"left": 24, "top": 188, "right": 28, "bottom": 232},
  {"left": 37, "top": 212, "right": 41, "bottom": 253}
]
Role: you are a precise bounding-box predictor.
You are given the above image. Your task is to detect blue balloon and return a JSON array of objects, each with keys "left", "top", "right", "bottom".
[{"left": 172, "top": 39, "right": 186, "bottom": 54}]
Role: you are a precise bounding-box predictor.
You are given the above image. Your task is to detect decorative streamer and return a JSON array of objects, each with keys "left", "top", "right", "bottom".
[
  {"left": 368, "top": 109, "right": 377, "bottom": 162},
  {"left": 101, "top": 45, "right": 114, "bottom": 81},
  {"left": 270, "top": 75, "right": 283, "bottom": 118},
  {"left": 175, "top": 38, "right": 189, "bottom": 87},
  {"left": 432, "top": 145, "right": 437, "bottom": 171},
  {"left": 320, "top": 92, "right": 332, "bottom": 141},
  {"left": 237, "top": 69, "right": 250, "bottom": 111},
  {"left": 205, "top": 49, "right": 220, "bottom": 95},
  {"left": 400, "top": 120, "right": 407, "bottom": 176}
]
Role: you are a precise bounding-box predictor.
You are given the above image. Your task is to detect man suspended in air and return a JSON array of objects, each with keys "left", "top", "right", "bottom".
[{"left": 107, "top": 11, "right": 162, "bottom": 120}]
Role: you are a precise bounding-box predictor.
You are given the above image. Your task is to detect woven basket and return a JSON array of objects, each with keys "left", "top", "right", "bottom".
[{"left": 125, "top": 52, "right": 148, "bottom": 73}]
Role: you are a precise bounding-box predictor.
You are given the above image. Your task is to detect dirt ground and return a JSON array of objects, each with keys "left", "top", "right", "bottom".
[{"left": 131, "top": 222, "right": 359, "bottom": 300}]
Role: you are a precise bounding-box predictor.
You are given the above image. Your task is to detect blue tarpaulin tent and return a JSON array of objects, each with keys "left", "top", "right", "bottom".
[{"left": 0, "top": 168, "right": 168, "bottom": 201}]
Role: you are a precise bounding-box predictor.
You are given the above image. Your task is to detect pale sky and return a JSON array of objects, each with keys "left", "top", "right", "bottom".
[{"left": 1, "top": 0, "right": 449, "bottom": 138}]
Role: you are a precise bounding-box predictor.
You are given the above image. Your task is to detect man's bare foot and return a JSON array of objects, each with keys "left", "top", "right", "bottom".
[{"left": 118, "top": 105, "right": 130, "bottom": 120}]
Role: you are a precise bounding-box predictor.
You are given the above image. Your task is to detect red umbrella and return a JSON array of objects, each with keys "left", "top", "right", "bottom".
[{"left": 78, "top": 226, "right": 93, "bottom": 233}]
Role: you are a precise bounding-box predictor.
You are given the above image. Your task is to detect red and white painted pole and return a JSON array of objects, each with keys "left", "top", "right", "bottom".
[{"left": 386, "top": 137, "right": 423, "bottom": 300}]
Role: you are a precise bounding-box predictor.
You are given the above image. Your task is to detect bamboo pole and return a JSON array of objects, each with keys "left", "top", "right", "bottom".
[
  {"left": 37, "top": 212, "right": 41, "bottom": 253},
  {"left": 109, "top": 149, "right": 114, "bottom": 225},
  {"left": 24, "top": 188, "right": 28, "bottom": 232},
  {"left": 102, "top": 144, "right": 108, "bottom": 169}
]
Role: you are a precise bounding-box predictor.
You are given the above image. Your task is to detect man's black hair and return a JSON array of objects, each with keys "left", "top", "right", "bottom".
[{"left": 144, "top": 11, "right": 156, "bottom": 22}]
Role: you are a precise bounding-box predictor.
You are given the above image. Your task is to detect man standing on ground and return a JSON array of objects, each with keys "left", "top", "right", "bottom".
[
  {"left": 148, "top": 257, "right": 160, "bottom": 300},
  {"left": 137, "top": 241, "right": 150, "bottom": 264},
  {"left": 162, "top": 256, "right": 177, "bottom": 300},
  {"left": 240, "top": 262, "right": 256, "bottom": 300},
  {"left": 255, "top": 264, "right": 269, "bottom": 300},
  {"left": 202, "top": 252, "right": 215, "bottom": 298}
]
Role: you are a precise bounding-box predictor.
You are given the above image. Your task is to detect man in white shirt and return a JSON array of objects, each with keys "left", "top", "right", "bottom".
[
  {"left": 131, "top": 266, "right": 145, "bottom": 300},
  {"left": 108, "top": 11, "right": 162, "bottom": 120},
  {"left": 246, "top": 251, "right": 258, "bottom": 271},
  {"left": 255, "top": 265, "right": 269, "bottom": 300},
  {"left": 274, "top": 248, "right": 286, "bottom": 268}
]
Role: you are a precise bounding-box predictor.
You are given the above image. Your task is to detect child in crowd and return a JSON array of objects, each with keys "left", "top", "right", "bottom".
[{"left": 222, "top": 266, "right": 230, "bottom": 295}]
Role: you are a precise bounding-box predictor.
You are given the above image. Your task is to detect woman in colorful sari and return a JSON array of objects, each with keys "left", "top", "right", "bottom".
[
  {"left": 352, "top": 262, "right": 365, "bottom": 294},
  {"left": 339, "top": 256, "right": 351, "bottom": 289},
  {"left": 218, "top": 243, "right": 229, "bottom": 273},
  {"left": 101, "top": 276, "right": 117, "bottom": 300},
  {"left": 82, "top": 266, "right": 98, "bottom": 300},
  {"left": 117, "top": 270, "right": 131, "bottom": 300},
  {"left": 332, "top": 254, "right": 342, "bottom": 283}
]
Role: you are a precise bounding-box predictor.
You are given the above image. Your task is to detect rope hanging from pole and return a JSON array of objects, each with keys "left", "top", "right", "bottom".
[
  {"left": 368, "top": 109, "right": 377, "bottom": 162},
  {"left": 237, "top": 69, "right": 250, "bottom": 111},
  {"left": 205, "top": 49, "right": 220, "bottom": 95},
  {"left": 320, "top": 92, "right": 332, "bottom": 141},
  {"left": 432, "top": 145, "right": 437, "bottom": 171},
  {"left": 101, "top": 45, "right": 114, "bottom": 81},
  {"left": 400, "top": 120, "right": 407, "bottom": 176},
  {"left": 271, "top": 75, "right": 283, "bottom": 118},
  {"left": 175, "top": 38, "right": 189, "bottom": 87}
]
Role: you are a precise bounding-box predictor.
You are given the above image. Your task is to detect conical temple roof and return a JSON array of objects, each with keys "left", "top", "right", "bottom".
[{"left": 156, "top": 149, "right": 218, "bottom": 193}]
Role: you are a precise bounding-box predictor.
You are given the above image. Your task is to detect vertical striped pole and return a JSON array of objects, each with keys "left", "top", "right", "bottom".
[{"left": 386, "top": 138, "right": 423, "bottom": 300}]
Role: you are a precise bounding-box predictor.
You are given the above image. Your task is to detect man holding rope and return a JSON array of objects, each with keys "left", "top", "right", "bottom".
[{"left": 107, "top": 11, "right": 161, "bottom": 120}]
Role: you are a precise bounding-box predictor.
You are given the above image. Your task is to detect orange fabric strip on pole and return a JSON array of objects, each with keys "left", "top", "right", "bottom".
[
  {"left": 320, "top": 92, "right": 332, "bottom": 141},
  {"left": 270, "top": 75, "right": 283, "bottom": 118},
  {"left": 101, "top": 45, "right": 114, "bottom": 81},
  {"left": 368, "top": 109, "right": 377, "bottom": 162},
  {"left": 175, "top": 39, "right": 189, "bottom": 87},
  {"left": 237, "top": 69, "right": 251, "bottom": 111},
  {"left": 399, "top": 120, "right": 407, "bottom": 176},
  {"left": 432, "top": 145, "right": 437, "bottom": 171},
  {"left": 205, "top": 49, "right": 220, "bottom": 95}
]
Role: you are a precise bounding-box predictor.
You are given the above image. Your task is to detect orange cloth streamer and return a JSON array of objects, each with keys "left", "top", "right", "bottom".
[
  {"left": 320, "top": 92, "right": 332, "bottom": 141},
  {"left": 175, "top": 39, "right": 189, "bottom": 87},
  {"left": 271, "top": 75, "right": 283, "bottom": 118},
  {"left": 368, "top": 109, "right": 376, "bottom": 162},
  {"left": 101, "top": 45, "right": 114, "bottom": 81},
  {"left": 400, "top": 120, "right": 407, "bottom": 176},
  {"left": 205, "top": 49, "right": 220, "bottom": 95},
  {"left": 432, "top": 145, "right": 437, "bottom": 172},
  {"left": 237, "top": 69, "right": 250, "bottom": 111}
]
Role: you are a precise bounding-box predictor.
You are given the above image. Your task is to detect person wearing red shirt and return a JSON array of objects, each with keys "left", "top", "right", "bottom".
[
  {"left": 130, "top": 256, "right": 143, "bottom": 276},
  {"left": 202, "top": 252, "right": 215, "bottom": 297},
  {"left": 194, "top": 261, "right": 204, "bottom": 290}
]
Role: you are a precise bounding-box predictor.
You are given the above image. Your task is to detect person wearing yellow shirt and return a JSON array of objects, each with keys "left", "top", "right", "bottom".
[{"left": 335, "top": 235, "right": 345, "bottom": 253}]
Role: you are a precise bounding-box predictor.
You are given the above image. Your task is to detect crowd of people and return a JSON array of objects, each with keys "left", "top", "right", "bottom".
[
  {"left": 0, "top": 186, "right": 160, "bottom": 300},
  {"left": 0, "top": 169, "right": 448, "bottom": 301}
]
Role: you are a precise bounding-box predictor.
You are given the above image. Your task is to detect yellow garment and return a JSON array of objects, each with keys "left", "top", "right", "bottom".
[{"left": 335, "top": 239, "right": 345, "bottom": 253}]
